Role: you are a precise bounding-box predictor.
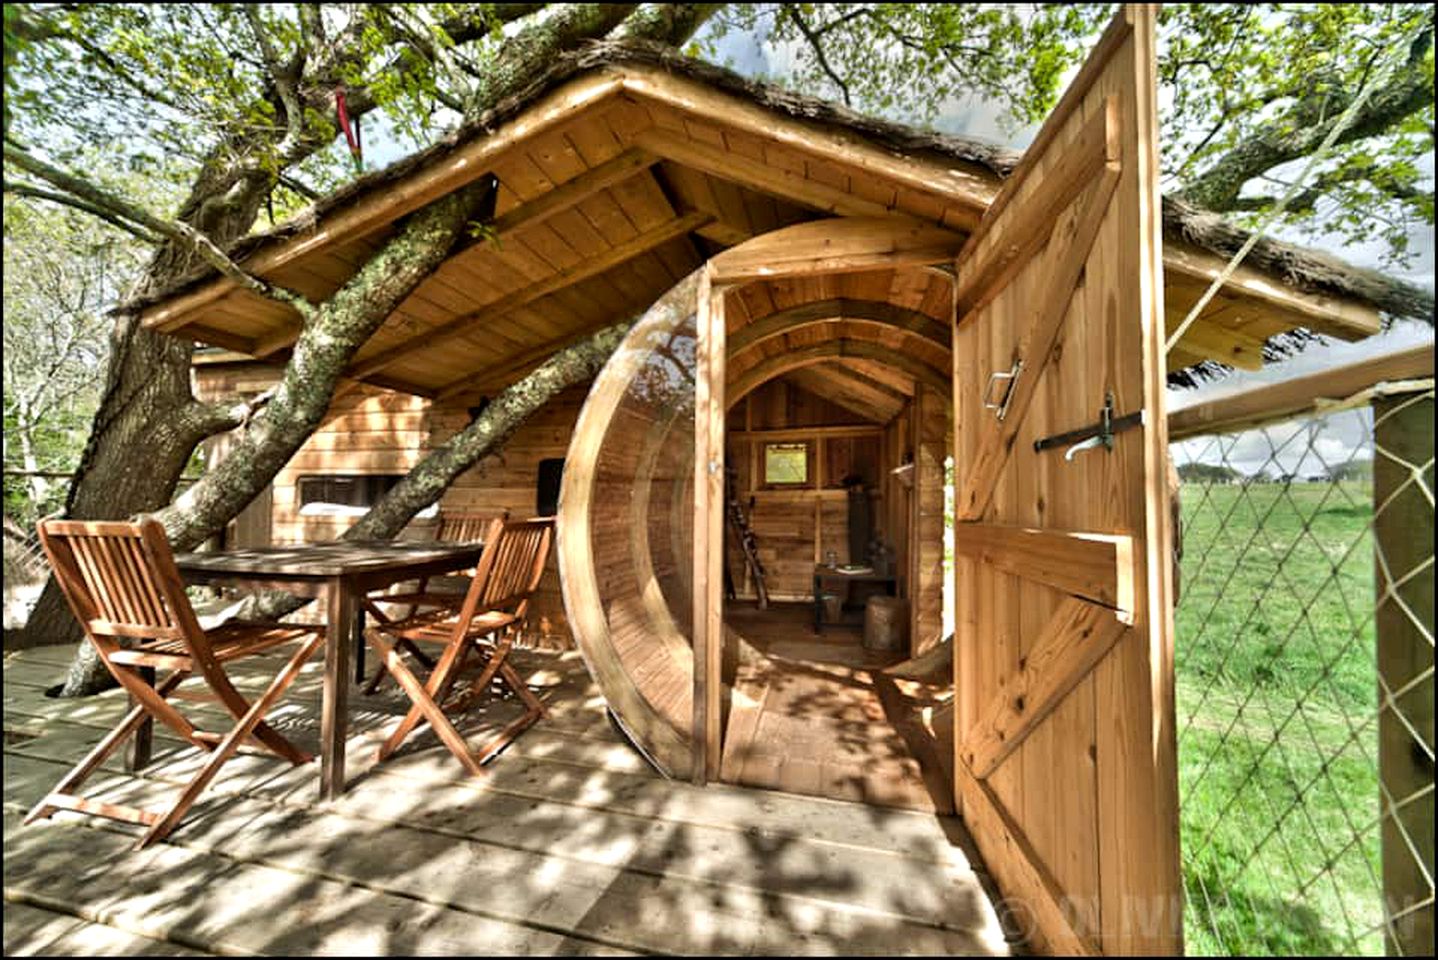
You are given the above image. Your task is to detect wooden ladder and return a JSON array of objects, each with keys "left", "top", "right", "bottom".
[{"left": 726, "top": 472, "right": 769, "bottom": 609}]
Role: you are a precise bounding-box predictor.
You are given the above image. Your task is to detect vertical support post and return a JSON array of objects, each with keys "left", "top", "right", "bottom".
[
  {"left": 1373, "top": 389, "right": 1435, "bottom": 956},
  {"left": 691, "top": 266, "right": 725, "bottom": 784}
]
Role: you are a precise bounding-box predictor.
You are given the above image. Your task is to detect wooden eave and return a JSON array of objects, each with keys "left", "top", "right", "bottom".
[{"left": 144, "top": 63, "right": 1383, "bottom": 401}]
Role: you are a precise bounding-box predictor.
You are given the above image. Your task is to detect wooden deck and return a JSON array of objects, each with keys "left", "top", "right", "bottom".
[
  {"left": 721, "top": 603, "right": 955, "bottom": 814},
  {"left": 4, "top": 640, "right": 1010, "bottom": 956}
]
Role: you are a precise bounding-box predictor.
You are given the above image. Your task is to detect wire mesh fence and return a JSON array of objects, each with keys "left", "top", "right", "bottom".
[{"left": 1170, "top": 383, "right": 1434, "bottom": 956}]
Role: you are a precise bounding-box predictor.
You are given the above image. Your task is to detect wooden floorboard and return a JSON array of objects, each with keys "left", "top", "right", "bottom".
[
  {"left": 721, "top": 604, "right": 953, "bottom": 814},
  {"left": 4, "top": 643, "right": 1011, "bottom": 956}
]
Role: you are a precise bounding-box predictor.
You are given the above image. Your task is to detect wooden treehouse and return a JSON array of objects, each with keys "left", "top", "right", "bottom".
[{"left": 128, "top": 8, "right": 1407, "bottom": 954}]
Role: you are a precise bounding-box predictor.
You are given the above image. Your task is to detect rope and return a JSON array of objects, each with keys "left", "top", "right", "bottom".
[{"left": 1165, "top": 24, "right": 1430, "bottom": 355}]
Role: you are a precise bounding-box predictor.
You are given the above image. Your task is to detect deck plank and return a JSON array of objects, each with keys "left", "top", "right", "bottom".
[{"left": 4, "top": 644, "right": 1010, "bottom": 956}]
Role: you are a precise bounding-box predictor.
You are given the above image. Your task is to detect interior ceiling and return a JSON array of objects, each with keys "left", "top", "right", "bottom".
[{"left": 146, "top": 77, "right": 1379, "bottom": 403}]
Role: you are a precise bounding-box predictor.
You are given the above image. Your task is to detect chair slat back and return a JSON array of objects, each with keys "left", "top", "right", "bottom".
[
  {"left": 436, "top": 511, "right": 506, "bottom": 544},
  {"left": 37, "top": 518, "right": 207, "bottom": 651},
  {"left": 453, "top": 518, "right": 553, "bottom": 626}
]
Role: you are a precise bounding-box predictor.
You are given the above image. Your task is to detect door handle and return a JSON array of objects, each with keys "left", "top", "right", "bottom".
[{"left": 982, "top": 360, "right": 1023, "bottom": 421}]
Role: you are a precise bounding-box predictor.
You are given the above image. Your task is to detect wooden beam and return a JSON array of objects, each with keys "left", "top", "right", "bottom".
[
  {"left": 141, "top": 74, "right": 627, "bottom": 334},
  {"left": 952, "top": 523, "right": 1136, "bottom": 616},
  {"left": 727, "top": 340, "right": 949, "bottom": 405},
  {"left": 708, "top": 217, "right": 965, "bottom": 284},
  {"left": 783, "top": 366, "right": 904, "bottom": 422},
  {"left": 347, "top": 210, "right": 711, "bottom": 380},
  {"left": 435, "top": 319, "right": 614, "bottom": 400},
  {"left": 1163, "top": 241, "right": 1382, "bottom": 342},
  {"left": 955, "top": 96, "right": 1118, "bottom": 319},
  {"left": 618, "top": 70, "right": 995, "bottom": 225},
  {"left": 960, "top": 596, "right": 1129, "bottom": 778},
  {"left": 727, "top": 298, "right": 949, "bottom": 354},
  {"left": 692, "top": 265, "right": 725, "bottom": 784},
  {"left": 488, "top": 146, "right": 660, "bottom": 236},
  {"left": 820, "top": 361, "right": 913, "bottom": 400},
  {"left": 1165, "top": 310, "right": 1266, "bottom": 371},
  {"left": 839, "top": 357, "right": 917, "bottom": 396},
  {"left": 252, "top": 152, "right": 669, "bottom": 360},
  {"left": 635, "top": 128, "right": 915, "bottom": 223},
  {"left": 1168, "top": 343, "right": 1435, "bottom": 439},
  {"left": 729, "top": 425, "right": 884, "bottom": 442},
  {"left": 184, "top": 325, "right": 259, "bottom": 356},
  {"left": 955, "top": 165, "right": 1121, "bottom": 521}
]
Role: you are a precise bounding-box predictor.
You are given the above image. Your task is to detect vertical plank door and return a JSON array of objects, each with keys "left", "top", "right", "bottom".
[{"left": 951, "top": 5, "right": 1180, "bottom": 954}]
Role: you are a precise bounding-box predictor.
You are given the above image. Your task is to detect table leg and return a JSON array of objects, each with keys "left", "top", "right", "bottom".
[
  {"left": 814, "top": 573, "right": 822, "bottom": 634},
  {"left": 320, "top": 579, "right": 356, "bottom": 800}
]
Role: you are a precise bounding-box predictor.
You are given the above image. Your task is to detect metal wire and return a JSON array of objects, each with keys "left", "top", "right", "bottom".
[{"left": 1171, "top": 384, "right": 1435, "bottom": 955}]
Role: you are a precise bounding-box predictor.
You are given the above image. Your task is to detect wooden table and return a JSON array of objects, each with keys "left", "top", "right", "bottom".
[
  {"left": 812, "top": 565, "right": 899, "bottom": 633},
  {"left": 174, "top": 541, "right": 486, "bottom": 800}
]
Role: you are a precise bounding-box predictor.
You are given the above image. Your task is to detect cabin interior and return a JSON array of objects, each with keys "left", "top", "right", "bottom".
[{"left": 714, "top": 268, "right": 956, "bottom": 812}]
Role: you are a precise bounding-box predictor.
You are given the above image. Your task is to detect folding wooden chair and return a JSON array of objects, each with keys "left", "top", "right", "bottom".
[
  {"left": 366, "top": 517, "right": 553, "bottom": 775},
  {"left": 26, "top": 517, "right": 325, "bottom": 849},
  {"left": 360, "top": 509, "right": 508, "bottom": 694}
]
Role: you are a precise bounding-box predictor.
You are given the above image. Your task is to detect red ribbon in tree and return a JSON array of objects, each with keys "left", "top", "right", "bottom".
[{"left": 335, "top": 86, "right": 363, "bottom": 173}]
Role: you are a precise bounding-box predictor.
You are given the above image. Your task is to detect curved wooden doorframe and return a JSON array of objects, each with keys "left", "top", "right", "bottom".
[
  {"left": 726, "top": 338, "right": 951, "bottom": 407},
  {"left": 726, "top": 299, "right": 949, "bottom": 355},
  {"left": 692, "top": 217, "right": 962, "bottom": 783},
  {"left": 707, "top": 217, "right": 965, "bottom": 285}
]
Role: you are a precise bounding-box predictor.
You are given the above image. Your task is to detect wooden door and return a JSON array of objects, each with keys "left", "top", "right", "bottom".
[{"left": 950, "top": 7, "right": 1180, "bottom": 954}]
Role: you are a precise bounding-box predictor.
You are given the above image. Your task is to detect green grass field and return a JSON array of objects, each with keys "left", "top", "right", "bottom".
[{"left": 1174, "top": 480, "right": 1384, "bottom": 955}]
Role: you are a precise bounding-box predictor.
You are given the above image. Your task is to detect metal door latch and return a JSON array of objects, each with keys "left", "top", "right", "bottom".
[
  {"left": 1033, "top": 392, "right": 1144, "bottom": 460},
  {"left": 982, "top": 360, "right": 1024, "bottom": 421}
]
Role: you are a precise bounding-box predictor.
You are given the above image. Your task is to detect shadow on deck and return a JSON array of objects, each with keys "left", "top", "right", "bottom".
[{"left": 4, "top": 640, "right": 1012, "bottom": 956}]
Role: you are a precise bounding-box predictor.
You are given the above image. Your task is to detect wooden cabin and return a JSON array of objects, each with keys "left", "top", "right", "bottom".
[{"left": 152, "top": 9, "right": 1409, "bottom": 953}]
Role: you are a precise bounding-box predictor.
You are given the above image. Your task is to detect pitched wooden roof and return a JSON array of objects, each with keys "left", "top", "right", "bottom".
[{"left": 142, "top": 40, "right": 1401, "bottom": 399}]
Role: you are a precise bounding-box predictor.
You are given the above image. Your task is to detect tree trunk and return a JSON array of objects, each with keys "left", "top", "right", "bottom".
[{"left": 24, "top": 319, "right": 206, "bottom": 668}]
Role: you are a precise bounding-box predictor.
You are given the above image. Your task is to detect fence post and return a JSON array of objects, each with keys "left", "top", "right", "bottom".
[{"left": 1372, "top": 388, "right": 1435, "bottom": 956}]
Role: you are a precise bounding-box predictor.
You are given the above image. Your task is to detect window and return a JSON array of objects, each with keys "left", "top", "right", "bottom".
[
  {"left": 537, "top": 458, "right": 564, "bottom": 517},
  {"left": 298, "top": 474, "right": 406, "bottom": 517},
  {"left": 763, "top": 442, "right": 809, "bottom": 485}
]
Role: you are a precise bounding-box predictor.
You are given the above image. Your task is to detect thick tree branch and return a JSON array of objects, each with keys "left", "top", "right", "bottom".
[
  {"left": 4, "top": 178, "right": 163, "bottom": 243},
  {"left": 243, "top": 6, "right": 305, "bottom": 155},
  {"left": 242, "top": 319, "right": 634, "bottom": 622},
  {"left": 463, "top": 3, "right": 638, "bottom": 114},
  {"left": 613, "top": 4, "right": 723, "bottom": 45},
  {"left": 4, "top": 142, "right": 316, "bottom": 316},
  {"left": 1180, "top": 23, "right": 1435, "bottom": 213},
  {"left": 344, "top": 320, "right": 633, "bottom": 541},
  {"left": 152, "top": 176, "right": 499, "bottom": 550},
  {"left": 179, "top": 387, "right": 278, "bottom": 441}
]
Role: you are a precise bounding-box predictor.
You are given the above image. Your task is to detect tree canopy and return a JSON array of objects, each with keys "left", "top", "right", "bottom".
[{"left": 6, "top": 4, "right": 1433, "bottom": 267}]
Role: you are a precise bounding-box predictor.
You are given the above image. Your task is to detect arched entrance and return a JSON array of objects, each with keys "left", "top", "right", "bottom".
[{"left": 557, "top": 218, "right": 962, "bottom": 794}]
